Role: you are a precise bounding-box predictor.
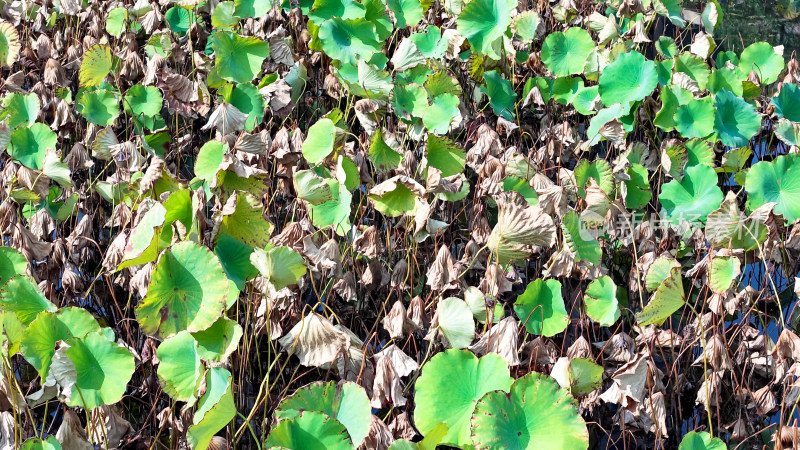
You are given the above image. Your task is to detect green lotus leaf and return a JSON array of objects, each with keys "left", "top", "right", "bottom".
[
  {"left": 674, "top": 97, "right": 715, "bottom": 139},
  {"left": 471, "top": 373, "right": 589, "bottom": 449},
  {"left": 568, "top": 358, "right": 604, "bottom": 395},
  {"left": 552, "top": 76, "right": 582, "bottom": 105},
  {"left": 775, "top": 118, "right": 800, "bottom": 146},
  {"left": 156, "top": 330, "right": 203, "bottom": 402},
  {"left": 191, "top": 316, "right": 242, "bottom": 362},
  {"left": 294, "top": 170, "right": 334, "bottom": 206},
  {"left": 674, "top": 53, "right": 710, "bottom": 90},
  {"left": 211, "top": 31, "right": 269, "bottom": 84},
  {"left": 574, "top": 159, "right": 614, "bottom": 197},
  {"left": 303, "top": 118, "right": 336, "bottom": 164},
  {"left": 234, "top": 0, "right": 271, "bottom": 18},
  {"left": 659, "top": 164, "right": 723, "bottom": 224},
  {"left": 9, "top": 123, "right": 57, "bottom": 170},
  {"left": 388, "top": 0, "right": 421, "bottom": 29},
  {"left": 423, "top": 93, "right": 460, "bottom": 134},
  {"left": 165, "top": 6, "right": 193, "bottom": 34},
  {"left": 637, "top": 267, "right": 685, "bottom": 326},
  {"left": 745, "top": 154, "right": 800, "bottom": 223},
  {"left": 368, "top": 175, "right": 424, "bottom": 217},
  {"left": 214, "top": 233, "right": 258, "bottom": 290},
  {"left": 457, "top": 0, "right": 517, "bottom": 60},
  {"left": 514, "top": 278, "right": 568, "bottom": 337},
  {"left": 0, "top": 247, "right": 27, "bottom": 287},
  {"left": 222, "top": 81, "right": 264, "bottom": 132},
  {"left": 20, "top": 307, "right": 99, "bottom": 379},
  {"left": 410, "top": 26, "right": 448, "bottom": 59},
  {"left": 599, "top": 52, "right": 658, "bottom": 105},
  {"left": 79, "top": 44, "right": 112, "bottom": 87},
  {"left": 276, "top": 381, "right": 371, "bottom": 446},
  {"left": 265, "top": 411, "right": 353, "bottom": 450},
  {"left": 426, "top": 135, "right": 465, "bottom": 177},
  {"left": 117, "top": 202, "right": 166, "bottom": 270},
  {"left": 136, "top": 241, "right": 230, "bottom": 338},
  {"left": 584, "top": 103, "right": 626, "bottom": 147},
  {"left": 502, "top": 176, "right": 538, "bottom": 206},
  {"left": 623, "top": 163, "right": 652, "bottom": 209},
  {"left": 393, "top": 83, "right": 428, "bottom": 121},
  {"left": 738, "top": 41, "right": 784, "bottom": 85},
  {"left": 77, "top": 89, "right": 120, "bottom": 126},
  {"left": 123, "top": 84, "right": 163, "bottom": 132},
  {"left": 583, "top": 275, "right": 620, "bottom": 326},
  {"left": 392, "top": 38, "right": 426, "bottom": 72},
  {"left": 187, "top": 367, "right": 236, "bottom": 450},
  {"left": 318, "top": 18, "right": 380, "bottom": 65},
  {"left": 20, "top": 436, "right": 61, "bottom": 450},
  {"left": 433, "top": 297, "right": 475, "bottom": 349},
  {"left": 337, "top": 60, "right": 393, "bottom": 101},
  {"left": 655, "top": 36, "right": 679, "bottom": 58},
  {"left": 368, "top": 129, "right": 403, "bottom": 171},
  {"left": 194, "top": 140, "right": 226, "bottom": 182},
  {"left": 63, "top": 330, "right": 135, "bottom": 410},
  {"left": 212, "top": 2, "right": 240, "bottom": 28},
  {"left": 309, "top": 181, "right": 352, "bottom": 234},
  {"left": 541, "top": 27, "right": 594, "bottom": 76},
  {"left": 308, "top": 0, "right": 365, "bottom": 22},
  {"left": 481, "top": 70, "right": 517, "bottom": 120},
  {"left": 645, "top": 256, "right": 681, "bottom": 292},
  {"left": 679, "top": 431, "right": 727, "bottom": 450},
  {"left": 709, "top": 256, "right": 740, "bottom": 294},
  {"left": 415, "top": 349, "right": 513, "bottom": 447},
  {"left": 573, "top": 85, "right": 599, "bottom": 115},
  {"left": 250, "top": 245, "right": 307, "bottom": 290},
  {"left": 714, "top": 89, "right": 761, "bottom": 148},
  {"left": 562, "top": 210, "right": 600, "bottom": 265},
  {"left": 0, "top": 21, "right": 21, "bottom": 67},
  {"left": 654, "top": 85, "right": 693, "bottom": 131},
  {"left": 653, "top": 0, "right": 686, "bottom": 26},
  {"left": 2, "top": 92, "right": 40, "bottom": 129},
  {"left": 217, "top": 192, "right": 274, "bottom": 248},
  {"left": 708, "top": 67, "right": 744, "bottom": 96},
  {"left": 0, "top": 275, "right": 56, "bottom": 326},
  {"left": 772, "top": 83, "right": 800, "bottom": 122},
  {"left": 512, "top": 10, "right": 542, "bottom": 43},
  {"left": 362, "top": 0, "right": 393, "bottom": 40},
  {"left": 106, "top": 7, "right": 127, "bottom": 37},
  {"left": 686, "top": 139, "right": 715, "bottom": 168}
]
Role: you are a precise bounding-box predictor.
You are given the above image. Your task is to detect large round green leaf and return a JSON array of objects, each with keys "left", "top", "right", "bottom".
[
  {"left": 265, "top": 411, "right": 353, "bottom": 450},
  {"left": 20, "top": 307, "right": 99, "bottom": 378},
  {"left": 457, "top": 0, "right": 518, "bottom": 60},
  {"left": 637, "top": 267, "right": 685, "bottom": 326},
  {"left": 123, "top": 84, "right": 163, "bottom": 131},
  {"left": 470, "top": 373, "right": 589, "bottom": 450},
  {"left": 738, "top": 41, "right": 784, "bottom": 85},
  {"left": 302, "top": 118, "right": 336, "bottom": 164},
  {"left": 745, "top": 154, "right": 800, "bottom": 223},
  {"left": 679, "top": 431, "right": 727, "bottom": 450},
  {"left": 540, "top": 28, "right": 594, "bottom": 77},
  {"left": 674, "top": 97, "right": 715, "bottom": 139},
  {"left": 211, "top": 31, "right": 269, "bottom": 84},
  {"left": 0, "top": 275, "right": 57, "bottom": 325},
  {"left": 225, "top": 83, "right": 264, "bottom": 132},
  {"left": 583, "top": 276, "right": 620, "bottom": 326},
  {"left": 414, "top": 350, "right": 513, "bottom": 447},
  {"left": 77, "top": 89, "right": 120, "bottom": 126},
  {"left": 156, "top": 330, "right": 203, "bottom": 402},
  {"left": 64, "top": 330, "right": 135, "bottom": 410},
  {"left": 427, "top": 135, "right": 466, "bottom": 177},
  {"left": 79, "top": 44, "right": 112, "bottom": 87},
  {"left": 0, "top": 247, "right": 26, "bottom": 287},
  {"left": 318, "top": 18, "right": 381, "bottom": 65},
  {"left": 514, "top": 278, "right": 568, "bottom": 337},
  {"left": 772, "top": 83, "right": 800, "bottom": 122},
  {"left": 186, "top": 367, "right": 236, "bottom": 449},
  {"left": 434, "top": 297, "right": 475, "bottom": 349},
  {"left": 2, "top": 92, "right": 40, "bottom": 130},
  {"left": 713, "top": 89, "right": 761, "bottom": 148},
  {"left": 562, "top": 211, "right": 601, "bottom": 265},
  {"left": 250, "top": 245, "right": 307, "bottom": 290},
  {"left": 20, "top": 436, "right": 61, "bottom": 450},
  {"left": 481, "top": 70, "right": 517, "bottom": 121},
  {"left": 598, "top": 51, "right": 658, "bottom": 105},
  {"left": 658, "top": 164, "right": 723, "bottom": 225},
  {"left": 0, "top": 21, "right": 21, "bottom": 67},
  {"left": 135, "top": 241, "right": 230, "bottom": 338},
  {"left": 275, "top": 381, "right": 371, "bottom": 447},
  {"left": 191, "top": 316, "right": 242, "bottom": 362},
  {"left": 9, "top": 123, "right": 57, "bottom": 170}
]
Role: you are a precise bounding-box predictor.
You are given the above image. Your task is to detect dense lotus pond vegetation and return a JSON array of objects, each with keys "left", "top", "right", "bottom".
[{"left": 1, "top": 0, "right": 800, "bottom": 448}]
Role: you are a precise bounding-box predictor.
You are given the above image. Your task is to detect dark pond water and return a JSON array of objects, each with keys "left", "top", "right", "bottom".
[{"left": 696, "top": 0, "right": 800, "bottom": 56}]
